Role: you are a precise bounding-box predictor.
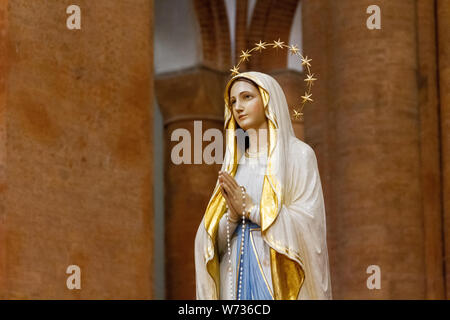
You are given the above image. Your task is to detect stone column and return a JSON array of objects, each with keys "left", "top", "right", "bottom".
[
  {"left": 416, "top": 0, "right": 444, "bottom": 299},
  {"left": 0, "top": 0, "right": 154, "bottom": 299},
  {"left": 301, "top": 0, "right": 336, "bottom": 296},
  {"left": 0, "top": 0, "right": 7, "bottom": 291},
  {"left": 155, "top": 67, "right": 226, "bottom": 299},
  {"left": 303, "top": 0, "right": 425, "bottom": 299},
  {"left": 437, "top": 0, "right": 450, "bottom": 299}
]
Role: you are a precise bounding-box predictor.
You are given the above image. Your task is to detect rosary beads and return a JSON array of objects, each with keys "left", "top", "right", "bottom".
[
  {"left": 226, "top": 186, "right": 247, "bottom": 300},
  {"left": 226, "top": 210, "right": 233, "bottom": 299}
]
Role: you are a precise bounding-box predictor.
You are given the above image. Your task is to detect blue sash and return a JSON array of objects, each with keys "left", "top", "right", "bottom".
[{"left": 234, "top": 221, "right": 273, "bottom": 300}]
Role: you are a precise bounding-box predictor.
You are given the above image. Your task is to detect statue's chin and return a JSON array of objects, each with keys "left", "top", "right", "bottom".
[
  {"left": 237, "top": 120, "right": 250, "bottom": 131},
  {"left": 242, "top": 123, "right": 265, "bottom": 132}
]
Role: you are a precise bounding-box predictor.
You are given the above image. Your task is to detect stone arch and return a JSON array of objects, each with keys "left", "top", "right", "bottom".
[
  {"left": 193, "top": 0, "right": 231, "bottom": 71},
  {"left": 247, "top": 0, "right": 300, "bottom": 71}
]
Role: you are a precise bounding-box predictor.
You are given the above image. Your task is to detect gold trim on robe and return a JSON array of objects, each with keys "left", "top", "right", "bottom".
[{"left": 270, "top": 248, "right": 305, "bottom": 300}]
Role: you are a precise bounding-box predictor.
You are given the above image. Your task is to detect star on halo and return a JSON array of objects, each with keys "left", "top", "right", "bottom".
[
  {"left": 230, "top": 66, "right": 240, "bottom": 76},
  {"left": 254, "top": 40, "right": 267, "bottom": 52},
  {"left": 301, "top": 55, "right": 312, "bottom": 67},
  {"left": 305, "top": 73, "right": 317, "bottom": 85},
  {"left": 289, "top": 44, "right": 300, "bottom": 55},
  {"left": 301, "top": 92, "right": 313, "bottom": 103},
  {"left": 293, "top": 109, "right": 303, "bottom": 119},
  {"left": 240, "top": 50, "right": 251, "bottom": 62},
  {"left": 272, "top": 38, "right": 284, "bottom": 49}
]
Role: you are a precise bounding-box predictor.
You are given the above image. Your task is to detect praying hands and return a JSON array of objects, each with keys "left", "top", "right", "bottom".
[{"left": 218, "top": 170, "right": 254, "bottom": 222}]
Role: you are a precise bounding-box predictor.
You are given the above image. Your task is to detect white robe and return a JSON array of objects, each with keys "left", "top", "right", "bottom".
[
  {"left": 217, "top": 152, "right": 274, "bottom": 299},
  {"left": 195, "top": 138, "right": 332, "bottom": 299}
]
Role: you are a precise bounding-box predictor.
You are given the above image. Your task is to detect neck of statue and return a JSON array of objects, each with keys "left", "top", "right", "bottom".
[{"left": 246, "top": 123, "right": 269, "bottom": 155}]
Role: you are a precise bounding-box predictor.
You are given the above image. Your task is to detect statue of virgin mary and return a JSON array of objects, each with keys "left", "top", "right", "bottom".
[{"left": 194, "top": 71, "right": 332, "bottom": 300}]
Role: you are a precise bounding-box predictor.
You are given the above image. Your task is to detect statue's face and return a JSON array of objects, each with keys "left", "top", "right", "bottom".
[{"left": 229, "top": 80, "right": 266, "bottom": 131}]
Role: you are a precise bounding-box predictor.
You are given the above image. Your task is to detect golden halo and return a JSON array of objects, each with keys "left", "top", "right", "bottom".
[{"left": 229, "top": 39, "right": 317, "bottom": 120}]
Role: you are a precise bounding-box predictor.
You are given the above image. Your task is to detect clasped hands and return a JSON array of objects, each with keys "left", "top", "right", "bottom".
[{"left": 219, "top": 170, "right": 254, "bottom": 223}]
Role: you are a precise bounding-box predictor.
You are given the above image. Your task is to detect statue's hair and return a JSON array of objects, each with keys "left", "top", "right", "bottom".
[{"left": 227, "top": 77, "right": 259, "bottom": 102}]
